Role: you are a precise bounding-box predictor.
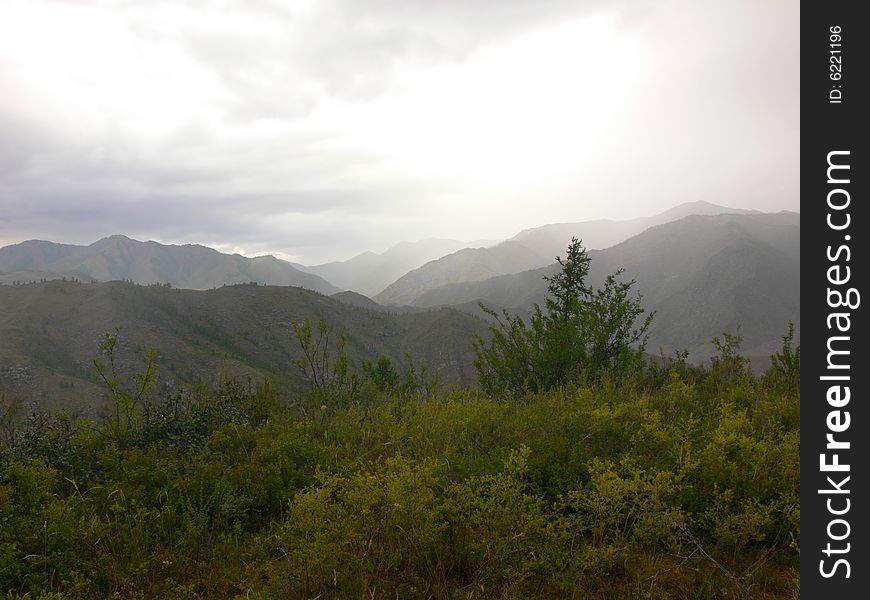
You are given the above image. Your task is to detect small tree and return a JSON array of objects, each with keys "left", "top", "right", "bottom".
[
  {"left": 361, "top": 353, "right": 439, "bottom": 398},
  {"left": 92, "top": 327, "right": 158, "bottom": 447},
  {"left": 710, "top": 330, "right": 749, "bottom": 381},
  {"left": 474, "top": 238, "right": 652, "bottom": 398},
  {"left": 362, "top": 355, "right": 400, "bottom": 392},
  {"left": 767, "top": 321, "right": 800, "bottom": 387},
  {"left": 291, "top": 318, "right": 359, "bottom": 401}
]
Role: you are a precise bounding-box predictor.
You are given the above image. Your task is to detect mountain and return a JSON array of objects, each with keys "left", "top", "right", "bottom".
[
  {"left": 0, "top": 281, "right": 489, "bottom": 412},
  {"left": 298, "top": 238, "right": 497, "bottom": 297},
  {"left": 508, "top": 200, "right": 758, "bottom": 263},
  {"left": 596, "top": 212, "right": 799, "bottom": 363},
  {"left": 374, "top": 241, "right": 550, "bottom": 306},
  {"left": 373, "top": 201, "right": 753, "bottom": 307},
  {"left": 330, "top": 290, "right": 385, "bottom": 311},
  {"left": 0, "top": 239, "right": 81, "bottom": 271},
  {"left": 0, "top": 211, "right": 800, "bottom": 409},
  {"left": 0, "top": 236, "right": 340, "bottom": 294},
  {"left": 403, "top": 212, "right": 800, "bottom": 364}
]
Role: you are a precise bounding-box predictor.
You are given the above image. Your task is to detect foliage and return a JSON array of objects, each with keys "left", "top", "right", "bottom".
[
  {"left": 710, "top": 330, "right": 750, "bottom": 382},
  {"left": 361, "top": 353, "right": 439, "bottom": 398},
  {"left": 0, "top": 323, "right": 800, "bottom": 599},
  {"left": 291, "top": 318, "right": 357, "bottom": 395},
  {"left": 475, "top": 238, "right": 652, "bottom": 398},
  {"left": 292, "top": 318, "right": 440, "bottom": 412},
  {"left": 767, "top": 321, "right": 800, "bottom": 387},
  {"left": 362, "top": 355, "right": 400, "bottom": 392},
  {"left": 92, "top": 327, "right": 158, "bottom": 448}
]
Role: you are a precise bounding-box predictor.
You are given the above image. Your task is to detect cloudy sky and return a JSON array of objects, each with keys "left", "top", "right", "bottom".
[{"left": 0, "top": 0, "right": 798, "bottom": 264}]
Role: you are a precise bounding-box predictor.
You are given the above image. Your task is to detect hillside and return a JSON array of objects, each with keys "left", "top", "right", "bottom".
[
  {"left": 0, "top": 236, "right": 340, "bottom": 294},
  {"left": 0, "top": 269, "right": 99, "bottom": 285},
  {"left": 374, "top": 201, "right": 752, "bottom": 307},
  {"left": 409, "top": 212, "right": 800, "bottom": 363},
  {"left": 374, "top": 241, "right": 550, "bottom": 306},
  {"left": 297, "top": 238, "right": 496, "bottom": 297},
  {"left": 330, "top": 290, "right": 425, "bottom": 314},
  {"left": 508, "top": 200, "right": 757, "bottom": 262},
  {"left": 0, "top": 281, "right": 488, "bottom": 411}
]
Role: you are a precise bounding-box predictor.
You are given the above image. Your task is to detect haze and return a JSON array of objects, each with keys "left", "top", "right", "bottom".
[{"left": 0, "top": 0, "right": 798, "bottom": 264}]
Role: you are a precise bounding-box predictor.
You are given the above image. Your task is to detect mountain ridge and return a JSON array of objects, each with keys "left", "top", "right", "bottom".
[
  {"left": 404, "top": 212, "right": 800, "bottom": 363},
  {"left": 373, "top": 201, "right": 758, "bottom": 306},
  {"left": 0, "top": 281, "right": 489, "bottom": 411},
  {"left": 296, "top": 238, "right": 498, "bottom": 297},
  {"left": 0, "top": 235, "right": 341, "bottom": 294}
]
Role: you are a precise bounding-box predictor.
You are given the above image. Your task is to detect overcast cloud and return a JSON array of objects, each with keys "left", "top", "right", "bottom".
[{"left": 0, "top": 0, "right": 798, "bottom": 264}]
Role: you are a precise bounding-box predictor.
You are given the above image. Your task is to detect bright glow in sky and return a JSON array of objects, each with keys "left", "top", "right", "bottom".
[{"left": 0, "top": 0, "right": 798, "bottom": 263}]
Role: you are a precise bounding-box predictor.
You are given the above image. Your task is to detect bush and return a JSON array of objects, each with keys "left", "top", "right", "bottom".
[
  {"left": 0, "top": 320, "right": 800, "bottom": 598},
  {"left": 475, "top": 238, "right": 652, "bottom": 398}
]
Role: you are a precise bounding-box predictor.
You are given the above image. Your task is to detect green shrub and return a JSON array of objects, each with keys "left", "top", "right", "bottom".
[{"left": 475, "top": 238, "right": 652, "bottom": 398}]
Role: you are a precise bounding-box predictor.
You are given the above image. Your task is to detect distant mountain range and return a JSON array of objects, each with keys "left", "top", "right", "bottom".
[
  {"left": 373, "top": 201, "right": 755, "bottom": 306},
  {"left": 0, "top": 235, "right": 340, "bottom": 294},
  {"left": 373, "top": 241, "right": 551, "bottom": 306},
  {"left": 410, "top": 212, "right": 799, "bottom": 363},
  {"left": 0, "top": 282, "right": 489, "bottom": 412},
  {"left": 0, "top": 202, "right": 799, "bottom": 390},
  {"left": 507, "top": 200, "right": 759, "bottom": 262},
  {"left": 0, "top": 201, "right": 753, "bottom": 301},
  {"left": 292, "top": 238, "right": 497, "bottom": 297}
]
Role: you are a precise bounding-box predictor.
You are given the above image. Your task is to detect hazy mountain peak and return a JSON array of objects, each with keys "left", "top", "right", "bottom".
[
  {"left": 0, "top": 236, "right": 340, "bottom": 294},
  {"left": 388, "top": 238, "right": 462, "bottom": 251},
  {"left": 405, "top": 211, "right": 799, "bottom": 365},
  {"left": 655, "top": 200, "right": 758, "bottom": 219},
  {"left": 302, "top": 237, "right": 487, "bottom": 297},
  {"left": 93, "top": 234, "right": 137, "bottom": 245},
  {"left": 372, "top": 201, "right": 759, "bottom": 307}
]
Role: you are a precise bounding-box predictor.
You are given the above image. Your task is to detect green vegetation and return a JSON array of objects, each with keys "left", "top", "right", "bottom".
[
  {"left": 0, "top": 350, "right": 799, "bottom": 598},
  {"left": 0, "top": 243, "right": 800, "bottom": 599},
  {"left": 475, "top": 238, "right": 652, "bottom": 398}
]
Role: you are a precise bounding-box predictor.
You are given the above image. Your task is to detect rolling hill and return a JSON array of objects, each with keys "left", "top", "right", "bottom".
[
  {"left": 0, "top": 236, "right": 341, "bottom": 294},
  {"left": 0, "top": 281, "right": 489, "bottom": 412}
]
